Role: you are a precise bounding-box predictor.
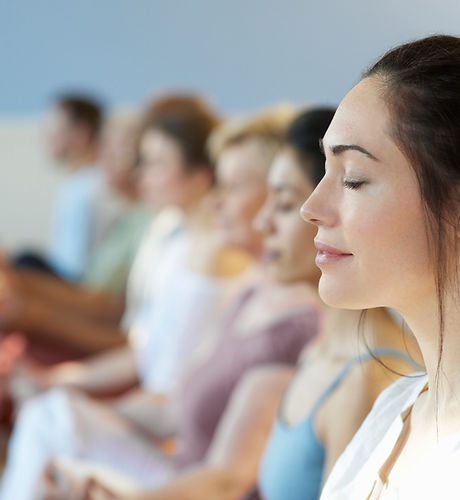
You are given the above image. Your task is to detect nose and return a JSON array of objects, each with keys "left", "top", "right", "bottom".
[
  {"left": 253, "top": 200, "right": 275, "bottom": 235},
  {"left": 300, "top": 178, "right": 334, "bottom": 227}
]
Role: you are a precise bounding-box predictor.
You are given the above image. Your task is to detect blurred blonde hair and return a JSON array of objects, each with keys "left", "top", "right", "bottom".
[
  {"left": 208, "top": 103, "right": 298, "bottom": 168},
  {"left": 105, "top": 108, "right": 140, "bottom": 130}
]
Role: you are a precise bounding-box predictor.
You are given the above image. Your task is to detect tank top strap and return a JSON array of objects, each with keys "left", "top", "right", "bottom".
[
  {"left": 309, "top": 347, "right": 419, "bottom": 418},
  {"left": 369, "top": 346, "right": 422, "bottom": 371}
]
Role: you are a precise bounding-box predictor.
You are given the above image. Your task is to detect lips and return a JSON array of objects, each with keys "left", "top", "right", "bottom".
[{"left": 314, "top": 240, "right": 353, "bottom": 266}]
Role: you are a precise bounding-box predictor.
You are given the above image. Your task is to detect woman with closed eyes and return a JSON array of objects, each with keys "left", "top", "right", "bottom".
[{"left": 303, "top": 35, "right": 460, "bottom": 500}]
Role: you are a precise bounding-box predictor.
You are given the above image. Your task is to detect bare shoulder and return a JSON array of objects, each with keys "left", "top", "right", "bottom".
[
  {"left": 314, "top": 360, "right": 378, "bottom": 480},
  {"left": 320, "top": 360, "right": 374, "bottom": 425},
  {"left": 213, "top": 364, "right": 295, "bottom": 437},
  {"left": 316, "top": 351, "right": 419, "bottom": 480},
  {"left": 207, "top": 364, "right": 294, "bottom": 468},
  {"left": 320, "top": 353, "right": 416, "bottom": 433}
]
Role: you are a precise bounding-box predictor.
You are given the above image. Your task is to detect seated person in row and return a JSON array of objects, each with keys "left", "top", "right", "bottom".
[
  {"left": 0, "top": 112, "right": 151, "bottom": 358},
  {"left": 14, "top": 94, "right": 123, "bottom": 281}
]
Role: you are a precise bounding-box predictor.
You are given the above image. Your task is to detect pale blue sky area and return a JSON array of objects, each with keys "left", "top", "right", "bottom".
[{"left": 1, "top": 0, "right": 459, "bottom": 116}]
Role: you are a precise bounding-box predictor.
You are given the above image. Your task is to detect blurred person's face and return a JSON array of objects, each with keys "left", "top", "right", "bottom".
[
  {"left": 139, "top": 129, "right": 205, "bottom": 211},
  {"left": 215, "top": 141, "right": 268, "bottom": 255},
  {"left": 99, "top": 121, "right": 138, "bottom": 192},
  {"left": 254, "top": 148, "right": 320, "bottom": 284},
  {"left": 44, "top": 106, "right": 75, "bottom": 161}
]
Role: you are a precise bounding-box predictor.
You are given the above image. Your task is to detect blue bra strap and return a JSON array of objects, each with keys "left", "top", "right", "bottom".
[{"left": 309, "top": 346, "right": 420, "bottom": 418}]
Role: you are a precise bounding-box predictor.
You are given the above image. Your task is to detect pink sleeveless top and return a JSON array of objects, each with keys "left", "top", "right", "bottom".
[{"left": 174, "top": 286, "right": 320, "bottom": 470}]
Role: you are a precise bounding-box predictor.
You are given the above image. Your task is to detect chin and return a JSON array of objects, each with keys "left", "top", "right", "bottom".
[{"left": 318, "top": 276, "right": 368, "bottom": 310}]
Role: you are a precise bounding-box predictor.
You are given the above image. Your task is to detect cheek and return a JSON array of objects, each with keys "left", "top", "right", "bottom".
[
  {"left": 271, "top": 215, "right": 317, "bottom": 280},
  {"left": 229, "top": 192, "right": 265, "bottom": 228},
  {"left": 49, "top": 132, "right": 68, "bottom": 152},
  {"left": 353, "top": 192, "right": 427, "bottom": 263},
  {"left": 159, "top": 171, "right": 186, "bottom": 198},
  {"left": 341, "top": 191, "right": 432, "bottom": 307},
  {"left": 140, "top": 169, "right": 155, "bottom": 197},
  {"left": 141, "top": 168, "right": 182, "bottom": 207},
  {"left": 242, "top": 196, "right": 265, "bottom": 224}
]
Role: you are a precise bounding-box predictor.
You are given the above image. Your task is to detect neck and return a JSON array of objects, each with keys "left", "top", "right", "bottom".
[
  {"left": 401, "top": 293, "right": 460, "bottom": 408},
  {"left": 318, "top": 307, "right": 417, "bottom": 362},
  {"left": 119, "top": 182, "right": 139, "bottom": 203},
  {"left": 67, "top": 147, "right": 98, "bottom": 170},
  {"left": 181, "top": 198, "right": 210, "bottom": 231},
  {"left": 317, "top": 308, "right": 364, "bottom": 359}
]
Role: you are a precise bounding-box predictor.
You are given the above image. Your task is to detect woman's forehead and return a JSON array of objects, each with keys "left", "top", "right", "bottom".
[
  {"left": 217, "top": 143, "right": 267, "bottom": 180},
  {"left": 323, "top": 78, "right": 394, "bottom": 158},
  {"left": 268, "top": 152, "right": 313, "bottom": 195}
]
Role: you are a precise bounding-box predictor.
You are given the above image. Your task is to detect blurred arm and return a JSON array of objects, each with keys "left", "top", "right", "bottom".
[
  {"left": 15, "top": 269, "right": 124, "bottom": 322},
  {"left": 128, "top": 365, "right": 293, "bottom": 500}
]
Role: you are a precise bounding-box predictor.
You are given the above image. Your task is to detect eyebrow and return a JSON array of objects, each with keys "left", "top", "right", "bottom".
[{"left": 319, "top": 138, "right": 380, "bottom": 162}]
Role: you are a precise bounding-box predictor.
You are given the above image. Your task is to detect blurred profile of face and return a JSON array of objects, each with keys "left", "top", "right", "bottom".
[
  {"left": 99, "top": 120, "right": 138, "bottom": 192},
  {"left": 43, "top": 105, "right": 75, "bottom": 161},
  {"left": 139, "top": 129, "right": 199, "bottom": 211},
  {"left": 215, "top": 140, "right": 268, "bottom": 255},
  {"left": 254, "top": 148, "right": 319, "bottom": 284},
  {"left": 301, "top": 77, "right": 432, "bottom": 311}
]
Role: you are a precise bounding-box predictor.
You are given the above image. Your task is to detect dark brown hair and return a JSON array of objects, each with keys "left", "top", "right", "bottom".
[
  {"left": 285, "top": 107, "right": 336, "bottom": 187},
  {"left": 56, "top": 94, "right": 104, "bottom": 140},
  {"left": 363, "top": 35, "right": 460, "bottom": 389},
  {"left": 141, "top": 94, "right": 220, "bottom": 174}
]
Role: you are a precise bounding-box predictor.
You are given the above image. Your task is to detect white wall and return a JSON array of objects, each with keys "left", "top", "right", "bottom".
[{"left": 0, "top": 119, "right": 64, "bottom": 252}]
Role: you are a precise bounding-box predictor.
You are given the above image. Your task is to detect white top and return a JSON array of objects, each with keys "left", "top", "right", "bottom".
[
  {"left": 129, "top": 229, "right": 218, "bottom": 393},
  {"left": 121, "top": 207, "right": 183, "bottom": 331},
  {"left": 320, "top": 373, "right": 460, "bottom": 499},
  {"left": 124, "top": 207, "right": 224, "bottom": 394}
]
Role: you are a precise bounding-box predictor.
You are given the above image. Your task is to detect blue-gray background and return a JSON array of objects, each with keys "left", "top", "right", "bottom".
[
  {"left": 2, "top": 0, "right": 460, "bottom": 116},
  {"left": 1, "top": 0, "right": 459, "bottom": 251}
]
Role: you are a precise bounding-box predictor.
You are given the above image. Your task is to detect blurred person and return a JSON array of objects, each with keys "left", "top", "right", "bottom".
[
  {"left": 0, "top": 105, "right": 312, "bottom": 500},
  {"left": 0, "top": 113, "right": 152, "bottom": 358},
  {"left": 13, "top": 94, "right": 125, "bottom": 282},
  {"left": 82, "top": 112, "right": 152, "bottom": 295},
  {"left": 0, "top": 112, "right": 149, "bottom": 466},
  {"left": 0, "top": 93, "right": 224, "bottom": 500},
  {"left": 4, "top": 94, "right": 224, "bottom": 399}
]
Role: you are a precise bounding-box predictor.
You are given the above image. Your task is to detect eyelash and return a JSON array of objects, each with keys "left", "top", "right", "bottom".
[{"left": 343, "top": 179, "right": 367, "bottom": 190}]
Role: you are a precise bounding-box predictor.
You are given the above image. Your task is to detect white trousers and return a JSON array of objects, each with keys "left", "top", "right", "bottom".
[{"left": 0, "top": 388, "right": 171, "bottom": 500}]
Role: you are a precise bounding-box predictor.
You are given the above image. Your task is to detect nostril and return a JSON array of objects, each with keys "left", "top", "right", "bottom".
[
  {"left": 300, "top": 205, "right": 314, "bottom": 224},
  {"left": 300, "top": 196, "right": 324, "bottom": 225}
]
